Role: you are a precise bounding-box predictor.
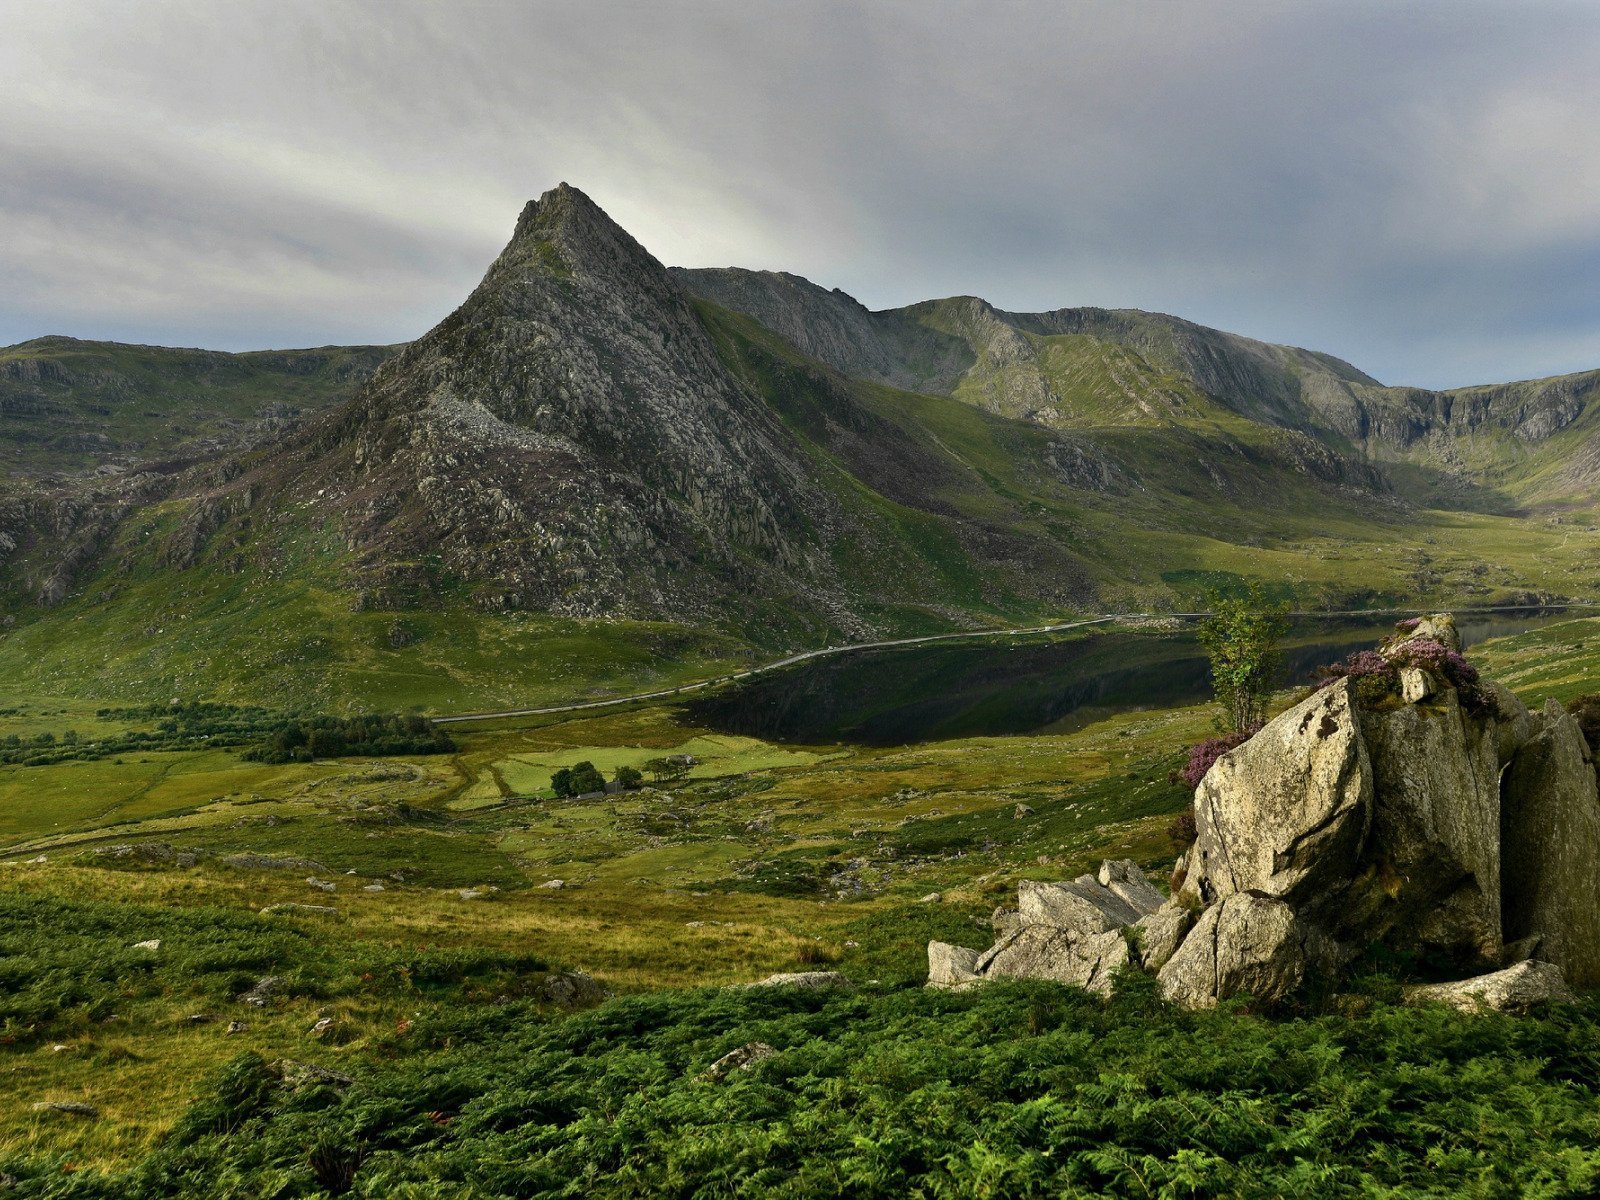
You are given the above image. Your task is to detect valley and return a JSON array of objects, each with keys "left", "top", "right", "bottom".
[
  {"left": 3, "top": 614, "right": 1600, "bottom": 1189},
  {"left": 5, "top": 186, "right": 1600, "bottom": 1195}
]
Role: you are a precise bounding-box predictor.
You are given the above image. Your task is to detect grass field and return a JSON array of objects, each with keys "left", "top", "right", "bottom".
[{"left": 0, "top": 616, "right": 1596, "bottom": 1190}]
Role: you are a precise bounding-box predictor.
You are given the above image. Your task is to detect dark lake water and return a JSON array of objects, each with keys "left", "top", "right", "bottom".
[{"left": 690, "top": 610, "right": 1583, "bottom": 746}]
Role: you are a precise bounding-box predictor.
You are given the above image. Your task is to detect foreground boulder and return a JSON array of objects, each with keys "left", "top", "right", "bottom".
[
  {"left": 1501, "top": 700, "right": 1600, "bottom": 988},
  {"left": 921, "top": 614, "right": 1596, "bottom": 1011},
  {"left": 1404, "top": 960, "right": 1575, "bottom": 1014},
  {"left": 1156, "top": 893, "right": 1308, "bottom": 1009},
  {"left": 1185, "top": 679, "right": 1371, "bottom": 909},
  {"left": 980, "top": 925, "right": 1130, "bottom": 996},
  {"left": 1355, "top": 687, "right": 1504, "bottom": 962},
  {"left": 926, "top": 942, "right": 982, "bottom": 988}
]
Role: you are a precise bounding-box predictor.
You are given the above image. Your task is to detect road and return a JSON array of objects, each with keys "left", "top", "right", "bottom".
[{"left": 433, "top": 602, "right": 1592, "bottom": 725}]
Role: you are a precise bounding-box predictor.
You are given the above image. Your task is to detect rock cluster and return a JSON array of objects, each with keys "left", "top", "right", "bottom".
[{"left": 931, "top": 614, "right": 1600, "bottom": 1010}]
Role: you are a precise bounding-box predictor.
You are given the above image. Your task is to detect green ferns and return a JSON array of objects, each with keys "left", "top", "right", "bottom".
[{"left": 12, "top": 978, "right": 1600, "bottom": 1197}]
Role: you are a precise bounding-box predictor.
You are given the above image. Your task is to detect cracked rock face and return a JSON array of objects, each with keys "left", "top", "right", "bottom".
[
  {"left": 1502, "top": 700, "right": 1600, "bottom": 988},
  {"left": 1356, "top": 688, "right": 1505, "bottom": 961},
  {"left": 1156, "top": 893, "right": 1307, "bottom": 1009},
  {"left": 925, "top": 614, "right": 1594, "bottom": 1012},
  {"left": 1186, "top": 679, "right": 1372, "bottom": 909}
]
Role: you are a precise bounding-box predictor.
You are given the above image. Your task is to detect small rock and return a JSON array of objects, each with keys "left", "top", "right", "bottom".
[
  {"left": 131, "top": 939, "right": 161, "bottom": 951},
  {"left": 1131, "top": 901, "right": 1196, "bottom": 973},
  {"left": 240, "top": 975, "right": 288, "bottom": 1007},
  {"left": 27, "top": 855, "right": 46, "bottom": 864},
  {"left": 544, "top": 970, "right": 607, "bottom": 1007},
  {"left": 702, "top": 1041, "right": 777, "bottom": 1081},
  {"left": 539, "top": 879, "right": 566, "bottom": 889},
  {"left": 1404, "top": 960, "right": 1575, "bottom": 1014},
  {"left": 743, "top": 971, "right": 851, "bottom": 989},
  {"left": 50, "top": 1044, "right": 70, "bottom": 1053},
  {"left": 31, "top": 1101, "right": 98, "bottom": 1117},
  {"left": 260, "top": 903, "right": 338, "bottom": 917},
  {"left": 918, "top": 892, "right": 942, "bottom": 904},
  {"left": 309, "top": 1017, "right": 335, "bottom": 1038},
  {"left": 186, "top": 1013, "right": 215, "bottom": 1025},
  {"left": 1018, "top": 877, "right": 1142, "bottom": 933},
  {"left": 1014, "top": 803, "right": 1035, "bottom": 819},
  {"left": 458, "top": 888, "right": 486, "bottom": 900},
  {"left": 1157, "top": 893, "right": 1307, "bottom": 1009},
  {"left": 363, "top": 883, "right": 385, "bottom": 892},
  {"left": 1097, "top": 860, "right": 1165, "bottom": 916},
  {"left": 226, "top": 1020, "right": 247, "bottom": 1034},
  {"left": 1399, "top": 667, "right": 1434, "bottom": 704},
  {"left": 273, "top": 1059, "right": 354, "bottom": 1091},
  {"left": 305, "top": 877, "right": 336, "bottom": 893}
]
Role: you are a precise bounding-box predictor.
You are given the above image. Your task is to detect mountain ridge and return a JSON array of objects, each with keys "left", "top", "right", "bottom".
[{"left": 1, "top": 185, "right": 1596, "bottom": 708}]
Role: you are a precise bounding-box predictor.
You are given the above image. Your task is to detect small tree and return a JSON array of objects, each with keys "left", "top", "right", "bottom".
[
  {"left": 550, "top": 767, "right": 575, "bottom": 798},
  {"left": 644, "top": 756, "right": 690, "bottom": 785},
  {"left": 568, "top": 760, "right": 606, "bottom": 795},
  {"left": 614, "top": 765, "right": 644, "bottom": 790},
  {"left": 1197, "top": 584, "right": 1291, "bottom": 732}
]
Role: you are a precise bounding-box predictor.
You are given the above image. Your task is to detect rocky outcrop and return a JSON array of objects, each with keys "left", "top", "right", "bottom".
[
  {"left": 1157, "top": 893, "right": 1309, "bottom": 1009},
  {"left": 1404, "top": 960, "right": 1576, "bottom": 1014},
  {"left": 927, "top": 615, "right": 1596, "bottom": 1010},
  {"left": 1184, "top": 679, "right": 1371, "bottom": 909},
  {"left": 1501, "top": 700, "right": 1600, "bottom": 988}
]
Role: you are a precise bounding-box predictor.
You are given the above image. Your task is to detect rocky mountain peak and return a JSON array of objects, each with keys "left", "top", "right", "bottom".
[{"left": 488, "top": 182, "right": 671, "bottom": 300}]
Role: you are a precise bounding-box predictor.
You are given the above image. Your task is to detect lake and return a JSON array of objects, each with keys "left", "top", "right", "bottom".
[{"left": 690, "top": 609, "right": 1583, "bottom": 745}]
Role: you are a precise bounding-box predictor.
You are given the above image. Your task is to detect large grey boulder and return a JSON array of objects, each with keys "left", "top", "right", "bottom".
[
  {"left": 1501, "top": 700, "right": 1600, "bottom": 988},
  {"left": 926, "top": 941, "right": 983, "bottom": 988},
  {"left": 1186, "top": 679, "right": 1371, "bottom": 908},
  {"left": 1131, "top": 901, "right": 1195, "bottom": 972},
  {"left": 981, "top": 925, "right": 1130, "bottom": 996},
  {"left": 1157, "top": 893, "right": 1307, "bottom": 1009},
  {"left": 1018, "top": 876, "right": 1143, "bottom": 932},
  {"left": 1098, "top": 860, "right": 1165, "bottom": 916},
  {"left": 1356, "top": 688, "right": 1503, "bottom": 961},
  {"left": 1404, "top": 960, "right": 1575, "bottom": 1014}
]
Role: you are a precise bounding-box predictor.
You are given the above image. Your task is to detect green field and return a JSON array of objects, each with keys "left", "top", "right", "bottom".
[{"left": 1, "top": 618, "right": 1598, "bottom": 1193}]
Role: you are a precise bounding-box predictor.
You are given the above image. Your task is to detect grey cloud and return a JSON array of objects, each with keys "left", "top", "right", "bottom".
[{"left": 2, "top": 1, "right": 1598, "bottom": 387}]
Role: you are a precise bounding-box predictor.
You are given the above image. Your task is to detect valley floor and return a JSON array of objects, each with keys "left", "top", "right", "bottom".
[{"left": 1, "top": 617, "right": 1598, "bottom": 1195}]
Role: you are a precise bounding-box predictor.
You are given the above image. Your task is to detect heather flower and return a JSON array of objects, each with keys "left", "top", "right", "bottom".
[
  {"left": 1181, "top": 726, "right": 1261, "bottom": 789},
  {"left": 1395, "top": 616, "right": 1422, "bottom": 632}
]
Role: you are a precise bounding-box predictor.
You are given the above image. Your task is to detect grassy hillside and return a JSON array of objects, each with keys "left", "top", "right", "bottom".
[
  {"left": 1, "top": 619, "right": 1598, "bottom": 1192},
  {"left": 0, "top": 337, "right": 395, "bottom": 477}
]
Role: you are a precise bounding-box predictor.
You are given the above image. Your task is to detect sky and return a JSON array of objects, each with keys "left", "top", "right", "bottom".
[{"left": 3, "top": 1, "right": 1599, "bottom": 390}]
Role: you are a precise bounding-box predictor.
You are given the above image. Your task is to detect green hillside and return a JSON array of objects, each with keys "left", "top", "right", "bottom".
[{"left": 0, "top": 337, "right": 395, "bottom": 477}]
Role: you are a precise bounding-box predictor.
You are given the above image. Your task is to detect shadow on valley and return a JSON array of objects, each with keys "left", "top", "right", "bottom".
[{"left": 690, "top": 611, "right": 1574, "bottom": 745}]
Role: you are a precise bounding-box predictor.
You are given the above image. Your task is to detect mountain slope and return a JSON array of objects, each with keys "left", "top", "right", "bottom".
[
  {"left": 673, "top": 267, "right": 1600, "bottom": 510},
  {"left": 1, "top": 188, "right": 1597, "bottom": 710},
  {"left": 0, "top": 337, "right": 394, "bottom": 478}
]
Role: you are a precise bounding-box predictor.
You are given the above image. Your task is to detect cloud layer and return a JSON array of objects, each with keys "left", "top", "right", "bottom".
[{"left": 4, "top": 0, "right": 1599, "bottom": 388}]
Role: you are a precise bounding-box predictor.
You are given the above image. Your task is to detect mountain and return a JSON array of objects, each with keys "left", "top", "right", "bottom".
[
  {"left": 0, "top": 337, "right": 394, "bottom": 478},
  {"left": 0, "top": 185, "right": 1596, "bottom": 709},
  {"left": 673, "top": 268, "right": 1600, "bottom": 509}
]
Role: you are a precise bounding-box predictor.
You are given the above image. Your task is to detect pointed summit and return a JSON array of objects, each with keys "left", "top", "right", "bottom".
[
  {"left": 489, "top": 183, "right": 668, "bottom": 297},
  {"left": 291, "top": 186, "right": 833, "bottom": 618}
]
